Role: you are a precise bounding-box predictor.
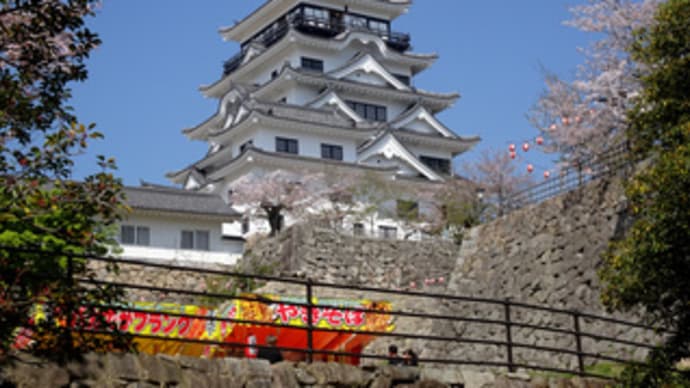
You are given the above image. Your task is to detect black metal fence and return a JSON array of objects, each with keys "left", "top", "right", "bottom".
[
  {"left": 9, "top": 247, "right": 667, "bottom": 380},
  {"left": 505, "top": 143, "right": 631, "bottom": 213}
]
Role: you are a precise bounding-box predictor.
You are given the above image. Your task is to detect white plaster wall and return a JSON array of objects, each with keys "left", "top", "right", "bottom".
[
  {"left": 402, "top": 119, "right": 439, "bottom": 135},
  {"left": 344, "top": 71, "right": 390, "bottom": 87},
  {"left": 118, "top": 214, "right": 243, "bottom": 266},
  {"left": 248, "top": 127, "right": 358, "bottom": 162},
  {"left": 241, "top": 44, "right": 413, "bottom": 91},
  {"left": 285, "top": 85, "right": 322, "bottom": 105}
]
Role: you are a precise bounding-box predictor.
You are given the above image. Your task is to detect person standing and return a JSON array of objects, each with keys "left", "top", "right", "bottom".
[
  {"left": 387, "top": 344, "right": 403, "bottom": 365},
  {"left": 403, "top": 349, "right": 419, "bottom": 366},
  {"left": 257, "top": 335, "right": 283, "bottom": 364}
]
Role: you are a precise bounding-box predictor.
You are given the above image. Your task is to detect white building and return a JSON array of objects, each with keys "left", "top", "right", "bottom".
[
  {"left": 167, "top": 0, "right": 480, "bottom": 239},
  {"left": 118, "top": 185, "right": 243, "bottom": 266}
]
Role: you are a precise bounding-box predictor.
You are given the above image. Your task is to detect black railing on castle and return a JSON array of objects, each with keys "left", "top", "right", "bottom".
[
  {"left": 8, "top": 247, "right": 667, "bottom": 380},
  {"left": 505, "top": 142, "right": 631, "bottom": 213}
]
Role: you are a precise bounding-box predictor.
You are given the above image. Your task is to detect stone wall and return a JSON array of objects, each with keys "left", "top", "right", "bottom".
[
  {"left": 426, "top": 177, "right": 658, "bottom": 371},
  {"left": 0, "top": 352, "right": 614, "bottom": 388},
  {"left": 243, "top": 226, "right": 458, "bottom": 289},
  {"left": 88, "top": 259, "right": 237, "bottom": 305}
]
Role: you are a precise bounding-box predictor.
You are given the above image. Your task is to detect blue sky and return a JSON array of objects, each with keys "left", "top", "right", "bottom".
[{"left": 70, "top": 1, "right": 591, "bottom": 186}]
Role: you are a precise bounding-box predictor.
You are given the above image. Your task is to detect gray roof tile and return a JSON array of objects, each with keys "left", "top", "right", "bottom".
[{"left": 124, "top": 186, "right": 238, "bottom": 218}]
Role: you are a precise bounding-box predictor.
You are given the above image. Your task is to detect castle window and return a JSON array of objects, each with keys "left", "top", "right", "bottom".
[
  {"left": 346, "top": 100, "right": 387, "bottom": 122},
  {"left": 239, "top": 139, "right": 253, "bottom": 153},
  {"left": 420, "top": 156, "right": 451, "bottom": 175},
  {"left": 181, "top": 230, "right": 210, "bottom": 251},
  {"left": 120, "top": 225, "right": 150, "bottom": 246},
  {"left": 353, "top": 223, "right": 365, "bottom": 236},
  {"left": 368, "top": 20, "right": 389, "bottom": 35},
  {"left": 344, "top": 14, "right": 367, "bottom": 29},
  {"left": 321, "top": 143, "right": 343, "bottom": 161},
  {"left": 378, "top": 225, "right": 397, "bottom": 240},
  {"left": 301, "top": 57, "right": 324, "bottom": 72},
  {"left": 276, "top": 137, "right": 299, "bottom": 154},
  {"left": 393, "top": 73, "right": 411, "bottom": 86}
]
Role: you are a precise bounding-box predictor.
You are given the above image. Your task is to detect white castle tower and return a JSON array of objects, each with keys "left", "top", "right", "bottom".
[{"left": 167, "top": 0, "right": 480, "bottom": 237}]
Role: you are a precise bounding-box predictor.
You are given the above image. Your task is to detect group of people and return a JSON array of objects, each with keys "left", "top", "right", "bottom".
[
  {"left": 387, "top": 344, "right": 418, "bottom": 366},
  {"left": 251, "top": 335, "right": 420, "bottom": 367}
]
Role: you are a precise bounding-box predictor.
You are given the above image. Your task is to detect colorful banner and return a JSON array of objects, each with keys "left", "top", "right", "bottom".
[{"left": 14, "top": 294, "right": 394, "bottom": 361}]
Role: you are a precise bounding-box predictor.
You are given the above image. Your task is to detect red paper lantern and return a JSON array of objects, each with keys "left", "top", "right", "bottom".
[
  {"left": 508, "top": 144, "right": 516, "bottom": 152},
  {"left": 549, "top": 124, "right": 557, "bottom": 131},
  {"left": 527, "top": 164, "right": 534, "bottom": 173},
  {"left": 536, "top": 136, "right": 544, "bottom": 145},
  {"left": 544, "top": 171, "right": 551, "bottom": 179},
  {"left": 562, "top": 117, "right": 570, "bottom": 125},
  {"left": 510, "top": 151, "right": 516, "bottom": 159},
  {"left": 522, "top": 142, "right": 530, "bottom": 152}
]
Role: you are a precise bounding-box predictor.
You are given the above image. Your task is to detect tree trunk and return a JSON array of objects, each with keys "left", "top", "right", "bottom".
[{"left": 263, "top": 205, "right": 283, "bottom": 236}]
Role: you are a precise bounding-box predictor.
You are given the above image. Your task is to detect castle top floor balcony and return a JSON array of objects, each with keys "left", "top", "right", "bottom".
[{"left": 223, "top": 5, "right": 411, "bottom": 76}]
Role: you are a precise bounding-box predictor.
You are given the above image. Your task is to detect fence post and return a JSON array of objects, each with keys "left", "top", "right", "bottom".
[
  {"left": 306, "top": 278, "right": 314, "bottom": 363},
  {"left": 504, "top": 300, "right": 515, "bottom": 373},
  {"left": 572, "top": 311, "right": 585, "bottom": 376}
]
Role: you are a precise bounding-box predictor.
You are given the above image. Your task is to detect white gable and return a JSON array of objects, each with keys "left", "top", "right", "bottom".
[
  {"left": 358, "top": 133, "right": 442, "bottom": 181},
  {"left": 329, "top": 54, "right": 409, "bottom": 91},
  {"left": 308, "top": 91, "right": 364, "bottom": 123},
  {"left": 391, "top": 106, "right": 455, "bottom": 138}
]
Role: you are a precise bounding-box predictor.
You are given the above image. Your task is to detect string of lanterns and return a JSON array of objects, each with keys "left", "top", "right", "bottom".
[
  {"left": 508, "top": 136, "right": 552, "bottom": 178},
  {"left": 508, "top": 113, "right": 595, "bottom": 179}
]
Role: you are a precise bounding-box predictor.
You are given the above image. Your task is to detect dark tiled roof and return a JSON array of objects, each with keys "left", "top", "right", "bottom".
[{"left": 124, "top": 186, "right": 238, "bottom": 218}]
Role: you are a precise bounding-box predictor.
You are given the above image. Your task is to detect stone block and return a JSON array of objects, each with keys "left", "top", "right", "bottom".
[
  {"left": 106, "top": 353, "right": 142, "bottom": 381},
  {"left": 270, "top": 362, "right": 299, "bottom": 388}
]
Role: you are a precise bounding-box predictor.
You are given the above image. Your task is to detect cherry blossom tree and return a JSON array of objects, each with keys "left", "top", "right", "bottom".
[
  {"left": 228, "top": 170, "right": 357, "bottom": 236},
  {"left": 530, "top": 0, "right": 661, "bottom": 161},
  {"left": 459, "top": 148, "right": 533, "bottom": 218}
]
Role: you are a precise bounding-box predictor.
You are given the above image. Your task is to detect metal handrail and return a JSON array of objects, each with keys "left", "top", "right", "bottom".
[
  {"left": 505, "top": 143, "right": 631, "bottom": 213},
  {"left": 5, "top": 246, "right": 667, "bottom": 380}
]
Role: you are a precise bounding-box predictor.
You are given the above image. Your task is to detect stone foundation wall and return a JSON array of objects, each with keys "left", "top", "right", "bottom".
[
  {"left": 427, "top": 177, "right": 658, "bottom": 371},
  {"left": 243, "top": 226, "right": 458, "bottom": 289},
  {"left": 0, "top": 352, "right": 614, "bottom": 388}
]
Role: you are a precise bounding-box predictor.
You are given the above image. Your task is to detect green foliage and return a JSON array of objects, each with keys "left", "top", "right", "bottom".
[
  {"left": 600, "top": 0, "right": 690, "bottom": 384},
  {"left": 1, "top": 1, "right": 131, "bottom": 359}
]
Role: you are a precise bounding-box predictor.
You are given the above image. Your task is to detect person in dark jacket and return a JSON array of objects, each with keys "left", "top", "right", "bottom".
[
  {"left": 257, "top": 335, "right": 283, "bottom": 364},
  {"left": 403, "top": 348, "right": 419, "bottom": 366},
  {"left": 388, "top": 344, "right": 403, "bottom": 365}
]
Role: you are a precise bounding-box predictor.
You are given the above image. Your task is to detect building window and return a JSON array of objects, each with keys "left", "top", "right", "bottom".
[
  {"left": 368, "top": 19, "right": 390, "bottom": 35},
  {"left": 276, "top": 137, "right": 299, "bottom": 154},
  {"left": 393, "top": 73, "right": 411, "bottom": 86},
  {"left": 301, "top": 57, "right": 324, "bottom": 72},
  {"left": 239, "top": 139, "right": 253, "bottom": 153},
  {"left": 353, "top": 223, "right": 365, "bottom": 236},
  {"left": 378, "top": 225, "right": 397, "bottom": 240},
  {"left": 346, "top": 100, "right": 387, "bottom": 122},
  {"left": 397, "top": 200, "right": 419, "bottom": 219},
  {"left": 120, "top": 225, "right": 150, "bottom": 246},
  {"left": 303, "top": 6, "right": 329, "bottom": 21},
  {"left": 181, "top": 230, "right": 210, "bottom": 251},
  {"left": 241, "top": 218, "right": 250, "bottom": 234},
  {"left": 420, "top": 156, "right": 451, "bottom": 175},
  {"left": 271, "top": 70, "right": 278, "bottom": 79},
  {"left": 321, "top": 144, "right": 343, "bottom": 161},
  {"left": 344, "top": 14, "right": 367, "bottom": 29}
]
